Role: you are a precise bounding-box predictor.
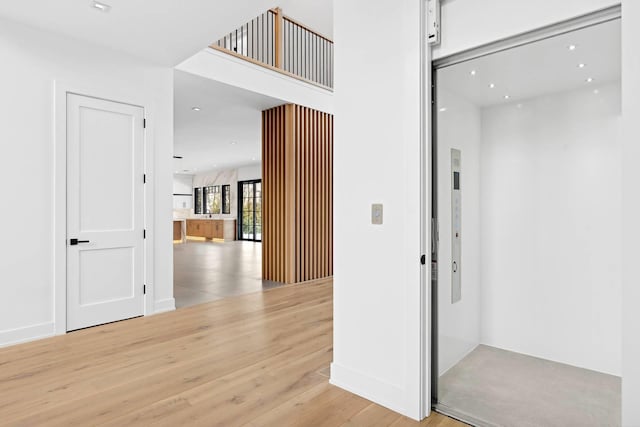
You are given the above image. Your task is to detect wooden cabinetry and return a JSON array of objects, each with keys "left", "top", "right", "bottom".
[
  {"left": 186, "top": 219, "right": 236, "bottom": 241},
  {"left": 173, "top": 221, "right": 183, "bottom": 241}
]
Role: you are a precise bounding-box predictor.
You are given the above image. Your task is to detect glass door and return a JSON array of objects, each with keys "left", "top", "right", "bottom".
[{"left": 238, "top": 180, "right": 262, "bottom": 242}]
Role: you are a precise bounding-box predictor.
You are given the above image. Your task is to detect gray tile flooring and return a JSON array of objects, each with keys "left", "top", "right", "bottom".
[
  {"left": 173, "top": 240, "right": 282, "bottom": 308},
  {"left": 438, "top": 345, "right": 621, "bottom": 427}
]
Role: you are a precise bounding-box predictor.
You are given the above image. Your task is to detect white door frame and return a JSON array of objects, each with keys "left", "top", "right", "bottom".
[{"left": 53, "top": 80, "right": 156, "bottom": 335}]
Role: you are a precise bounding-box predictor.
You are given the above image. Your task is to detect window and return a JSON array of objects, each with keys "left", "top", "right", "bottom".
[
  {"left": 222, "top": 185, "right": 231, "bottom": 215},
  {"left": 194, "top": 188, "right": 203, "bottom": 214},
  {"left": 204, "top": 185, "right": 222, "bottom": 214},
  {"left": 238, "top": 180, "right": 262, "bottom": 241}
]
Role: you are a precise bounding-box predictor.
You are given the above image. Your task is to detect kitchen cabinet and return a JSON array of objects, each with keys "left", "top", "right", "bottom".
[
  {"left": 186, "top": 219, "right": 236, "bottom": 241},
  {"left": 173, "top": 221, "right": 183, "bottom": 241}
]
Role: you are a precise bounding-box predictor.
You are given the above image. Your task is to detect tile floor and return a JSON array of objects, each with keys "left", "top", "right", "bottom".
[
  {"left": 173, "top": 239, "right": 282, "bottom": 308},
  {"left": 437, "top": 344, "right": 621, "bottom": 427}
]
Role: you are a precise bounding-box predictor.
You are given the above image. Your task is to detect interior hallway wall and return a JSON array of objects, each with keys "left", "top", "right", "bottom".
[
  {"left": 480, "top": 83, "right": 622, "bottom": 376},
  {"left": 436, "top": 89, "right": 481, "bottom": 375},
  {"left": 332, "top": 0, "right": 423, "bottom": 419},
  {"left": 0, "top": 17, "right": 174, "bottom": 346}
]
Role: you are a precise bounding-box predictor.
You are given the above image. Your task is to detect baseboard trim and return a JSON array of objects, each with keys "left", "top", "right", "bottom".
[
  {"left": 0, "top": 322, "right": 55, "bottom": 348},
  {"left": 154, "top": 298, "right": 176, "bottom": 314},
  {"left": 330, "top": 362, "right": 406, "bottom": 417}
]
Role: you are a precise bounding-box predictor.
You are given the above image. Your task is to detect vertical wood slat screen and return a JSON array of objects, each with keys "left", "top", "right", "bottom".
[{"left": 262, "top": 104, "right": 333, "bottom": 284}]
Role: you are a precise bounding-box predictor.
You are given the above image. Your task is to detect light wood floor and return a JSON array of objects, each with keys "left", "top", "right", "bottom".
[{"left": 0, "top": 280, "right": 464, "bottom": 427}]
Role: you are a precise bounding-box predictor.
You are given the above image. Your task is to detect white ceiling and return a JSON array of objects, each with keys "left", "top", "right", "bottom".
[
  {"left": 0, "top": 0, "right": 332, "bottom": 65},
  {"left": 174, "top": 70, "right": 284, "bottom": 175},
  {"left": 438, "top": 19, "right": 621, "bottom": 107}
]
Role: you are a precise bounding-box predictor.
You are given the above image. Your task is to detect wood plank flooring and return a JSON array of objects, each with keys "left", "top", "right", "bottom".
[{"left": 0, "top": 280, "right": 464, "bottom": 427}]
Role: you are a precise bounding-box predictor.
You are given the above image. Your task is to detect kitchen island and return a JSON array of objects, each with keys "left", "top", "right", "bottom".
[{"left": 185, "top": 218, "right": 236, "bottom": 242}]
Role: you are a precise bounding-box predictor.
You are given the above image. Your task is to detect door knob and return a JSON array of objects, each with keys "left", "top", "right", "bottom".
[{"left": 70, "top": 239, "right": 90, "bottom": 246}]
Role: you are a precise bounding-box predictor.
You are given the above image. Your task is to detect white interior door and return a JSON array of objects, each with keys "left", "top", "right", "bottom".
[{"left": 66, "top": 93, "right": 145, "bottom": 331}]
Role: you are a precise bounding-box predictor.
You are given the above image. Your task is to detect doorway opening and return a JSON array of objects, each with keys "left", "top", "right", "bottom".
[
  {"left": 238, "top": 179, "right": 262, "bottom": 242},
  {"left": 172, "top": 71, "right": 285, "bottom": 309},
  {"left": 431, "top": 15, "right": 621, "bottom": 427}
]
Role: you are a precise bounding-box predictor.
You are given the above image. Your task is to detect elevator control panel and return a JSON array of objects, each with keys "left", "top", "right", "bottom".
[{"left": 451, "top": 149, "right": 462, "bottom": 303}]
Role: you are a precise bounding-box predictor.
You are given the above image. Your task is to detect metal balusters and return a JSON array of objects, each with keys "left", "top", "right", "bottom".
[{"left": 211, "top": 10, "right": 334, "bottom": 88}]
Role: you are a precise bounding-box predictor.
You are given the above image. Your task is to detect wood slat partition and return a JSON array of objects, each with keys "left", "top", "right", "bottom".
[{"left": 262, "top": 104, "right": 333, "bottom": 284}]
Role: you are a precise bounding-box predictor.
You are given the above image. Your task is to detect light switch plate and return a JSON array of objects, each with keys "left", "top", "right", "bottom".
[{"left": 371, "top": 204, "right": 383, "bottom": 225}]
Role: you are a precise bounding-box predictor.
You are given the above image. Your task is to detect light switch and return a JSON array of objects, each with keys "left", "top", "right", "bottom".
[{"left": 371, "top": 204, "right": 383, "bottom": 225}]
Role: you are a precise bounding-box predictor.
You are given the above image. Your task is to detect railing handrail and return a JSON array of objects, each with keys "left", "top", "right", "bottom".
[
  {"left": 211, "top": 8, "right": 333, "bottom": 90},
  {"left": 282, "top": 14, "right": 333, "bottom": 44}
]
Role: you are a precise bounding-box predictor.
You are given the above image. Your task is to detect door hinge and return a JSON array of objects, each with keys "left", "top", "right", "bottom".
[
  {"left": 421, "top": 254, "right": 426, "bottom": 265},
  {"left": 143, "top": 174, "right": 146, "bottom": 184},
  {"left": 143, "top": 229, "right": 146, "bottom": 239},
  {"left": 143, "top": 285, "right": 146, "bottom": 294},
  {"left": 143, "top": 118, "right": 147, "bottom": 129}
]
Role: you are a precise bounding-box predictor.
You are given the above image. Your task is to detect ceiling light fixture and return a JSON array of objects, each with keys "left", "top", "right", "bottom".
[
  {"left": 230, "top": 141, "right": 237, "bottom": 145},
  {"left": 192, "top": 107, "right": 201, "bottom": 111},
  {"left": 578, "top": 63, "right": 586, "bottom": 69},
  {"left": 504, "top": 95, "right": 510, "bottom": 100},
  {"left": 91, "top": 1, "right": 111, "bottom": 12},
  {"left": 439, "top": 107, "right": 448, "bottom": 112},
  {"left": 489, "top": 83, "right": 496, "bottom": 89},
  {"left": 568, "top": 44, "right": 577, "bottom": 51},
  {"left": 586, "top": 77, "right": 594, "bottom": 83},
  {"left": 470, "top": 70, "right": 477, "bottom": 76},
  {"left": 593, "top": 89, "right": 600, "bottom": 95}
]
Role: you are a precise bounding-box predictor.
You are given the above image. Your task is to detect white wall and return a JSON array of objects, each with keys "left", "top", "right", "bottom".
[
  {"left": 480, "top": 84, "right": 622, "bottom": 376},
  {"left": 621, "top": 1, "right": 640, "bottom": 424},
  {"left": 176, "top": 48, "right": 334, "bottom": 114},
  {"left": 0, "top": 17, "right": 174, "bottom": 346},
  {"left": 434, "top": 0, "right": 619, "bottom": 59},
  {"left": 332, "top": 0, "right": 424, "bottom": 419},
  {"left": 436, "top": 89, "right": 481, "bottom": 375}
]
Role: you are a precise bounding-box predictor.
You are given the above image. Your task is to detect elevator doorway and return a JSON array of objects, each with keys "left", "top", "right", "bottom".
[{"left": 431, "top": 13, "right": 622, "bottom": 427}]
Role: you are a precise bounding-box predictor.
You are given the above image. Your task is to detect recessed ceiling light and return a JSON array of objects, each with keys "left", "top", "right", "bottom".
[
  {"left": 91, "top": 1, "right": 111, "bottom": 12},
  {"left": 470, "top": 70, "right": 477, "bottom": 76},
  {"left": 504, "top": 95, "right": 510, "bottom": 100},
  {"left": 593, "top": 89, "right": 600, "bottom": 95},
  {"left": 439, "top": 107, "right": 448, "bottom": 112},
  {"left": 568, "top": 44, "right": 577, "bottom": 51},
  {"left": 192, "top": 107, "right": 201, "bottom": 111},
  {"left": 578, "top": 63, "right": 586, "bottom": 69},
  {"left": 489, "top": 83, "right": 496, "bottom": 89},
  {"left": 586, "top": 77, "right": 594, "bottom": 83},
  {"left": 230, "top": 141, "right": 237, "bottom": 145}
]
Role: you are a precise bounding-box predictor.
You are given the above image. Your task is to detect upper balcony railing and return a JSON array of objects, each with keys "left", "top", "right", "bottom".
[{"left": 210, "top": 8, "right": 334, "bottom": 90}]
